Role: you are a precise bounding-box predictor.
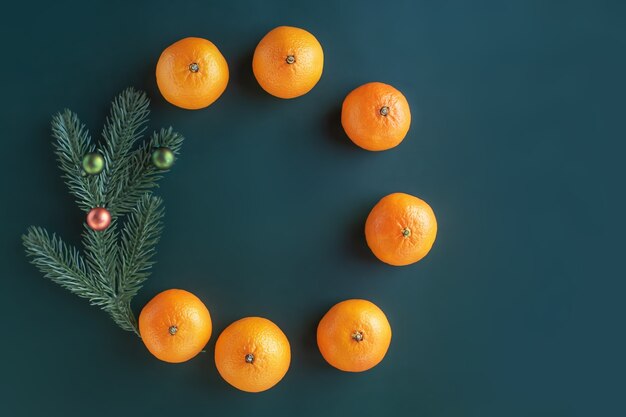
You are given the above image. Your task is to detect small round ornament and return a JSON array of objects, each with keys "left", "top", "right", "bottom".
[
  {"left": 86, "top": 207, "right": 111, "bottom": 231},
  {"left": 151, "top": 147, "right": 175, "bottom": 170},
  {"left": 82, "top": 152, "right": 105, "bottom": 175}
]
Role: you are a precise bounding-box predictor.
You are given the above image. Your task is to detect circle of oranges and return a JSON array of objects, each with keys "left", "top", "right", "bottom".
[{"left": 140, "top": 25, "right": 439, "bottom": 393}]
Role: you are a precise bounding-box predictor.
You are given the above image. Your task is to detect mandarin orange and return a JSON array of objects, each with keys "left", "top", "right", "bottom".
[
  {"left": 214, "top": 317, "right": 291, "bottom": 392},
  {"left": 317, "top": 299, "right": 392, "bottom": 372},
  {"left": 365, "top": 193, "right": 437, "bottom": 266},
  {"left": 341, "top": 82, "right": 411, "bottom": 151},
  {"left": 139, "top": 289, "right": 212, "bottom": 363},
  {"left": 252, "top": 26, "right": 324, "bottom": 98},
  {"left": 156, "top": 37, "right": 229, "bottom": 109}
]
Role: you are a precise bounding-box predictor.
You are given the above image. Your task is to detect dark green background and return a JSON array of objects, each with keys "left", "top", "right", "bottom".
[{"left": 1, "top": 1, "right": 624, "bottom": 416}]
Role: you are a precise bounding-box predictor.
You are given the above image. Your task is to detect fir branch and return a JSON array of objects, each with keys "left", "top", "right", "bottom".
[
  {"left": 51, "top": 110, "right": 103, "bottom": 211},
  {"left": 82, "top": 222, "right": 119, "bottom": 292},
  {"left": 24, "top": 88, "right": 184, "bottom": 336},
  {"left": 107, "top": 299, "right": 138, "bottom": 334},
  {"left": 118, "top": 194, "right": 164, "bottom": 302},
  {"left": 22, "top": 227, "right": 111, "bottom": 306},
  {"left": 100, "top": 87, "right": 151, "bottom": 213},
  {"left": 107, "top": 128, "right": 184, "bottom": 215}
]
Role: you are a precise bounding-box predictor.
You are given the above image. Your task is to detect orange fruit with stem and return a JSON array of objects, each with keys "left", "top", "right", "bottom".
[
  {"left": 214, "top": 317, "right": 291, "bottom": 393},
  {"left": 139, "top": 289, "right": 212, "bottom": 363},
  {"left": 317, "top": 299, "right": 392, "bottom": 372},
  {"left": 341, "top": 82, "right": 411, "bottom": 151},
  {"left": 365, "top": 192, "right": 437, "bottom": 266},
  {"left": 156, "top": 37, "right": 229, "bottom": 109},
  {"left": 252, "top": 26, "right": 324, "bottom": 99}
]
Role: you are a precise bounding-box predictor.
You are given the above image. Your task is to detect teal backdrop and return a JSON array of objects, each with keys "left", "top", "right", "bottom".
[{"left": 1, "top": 1, "right": 624, "bottom": 416}]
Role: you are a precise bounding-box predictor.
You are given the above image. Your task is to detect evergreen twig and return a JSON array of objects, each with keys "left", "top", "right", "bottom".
[
  {"left": 119, "top": 194, "right": 164, "bottom": 303},
  {"left": 100, "top": 88, "right": 151, "bottom": 215},
  {"left": 110, "top": 128, "right": 184, "bottom": 214},
  {"left": 83, "top": 223, "right": 119, "bottom": 294},
  {"left": 51, "top": 110, "right": 103, "bottom": 211},
  {"left": 22, "top": 88, "right": 183, "bottom": 335},
  {"left": 22, "top": 227, "right": 111, "bottom": 306}
]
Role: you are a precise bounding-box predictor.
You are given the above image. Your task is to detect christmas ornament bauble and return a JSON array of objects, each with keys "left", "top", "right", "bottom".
[
  {"left": 151, "top": 147, "right": 175, "bottom": 170},
  {"left": 82, "top": 152, "right": 105, "bottom": 175},
  {"left": 86, "top": 207, "right": 111, "bottom": 231}
]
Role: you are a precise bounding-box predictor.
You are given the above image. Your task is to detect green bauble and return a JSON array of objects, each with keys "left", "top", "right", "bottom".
[
  {"left": 151, "top": 147, "right": 175, "bottom": 170},
  {"left": 82, "top": 152, "right": 104, "bottom": 175}
]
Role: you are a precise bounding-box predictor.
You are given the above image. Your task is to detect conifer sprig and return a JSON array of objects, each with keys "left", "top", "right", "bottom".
[
  {"left": 51, "top": 110, "right": 102, "bottom": 211},
  {"left": 22, "top": 88, "right": 183, "bottom": 335}
]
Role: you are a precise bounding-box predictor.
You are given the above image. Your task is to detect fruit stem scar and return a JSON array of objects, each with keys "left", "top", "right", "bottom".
[
  {"left": 189, "top": 62, "right": 200, "bottom": 73},
  {"left": 286, "top": 55, "right": 295, "bottom": 64},
  {"left": 380, "top": 106, "right": 390, "bottom": 116},
  {"left": 352, "top": 331, "right": 364, "bottom": 342},
  {"left": 168, "top": 325, "right": 178, "bottom": 335},
  {"left": 245, "top": 353, "right": 255, "bottom": 363},
  {"left": 402, "top": 227, "right": 411, "bottom": 238}
]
